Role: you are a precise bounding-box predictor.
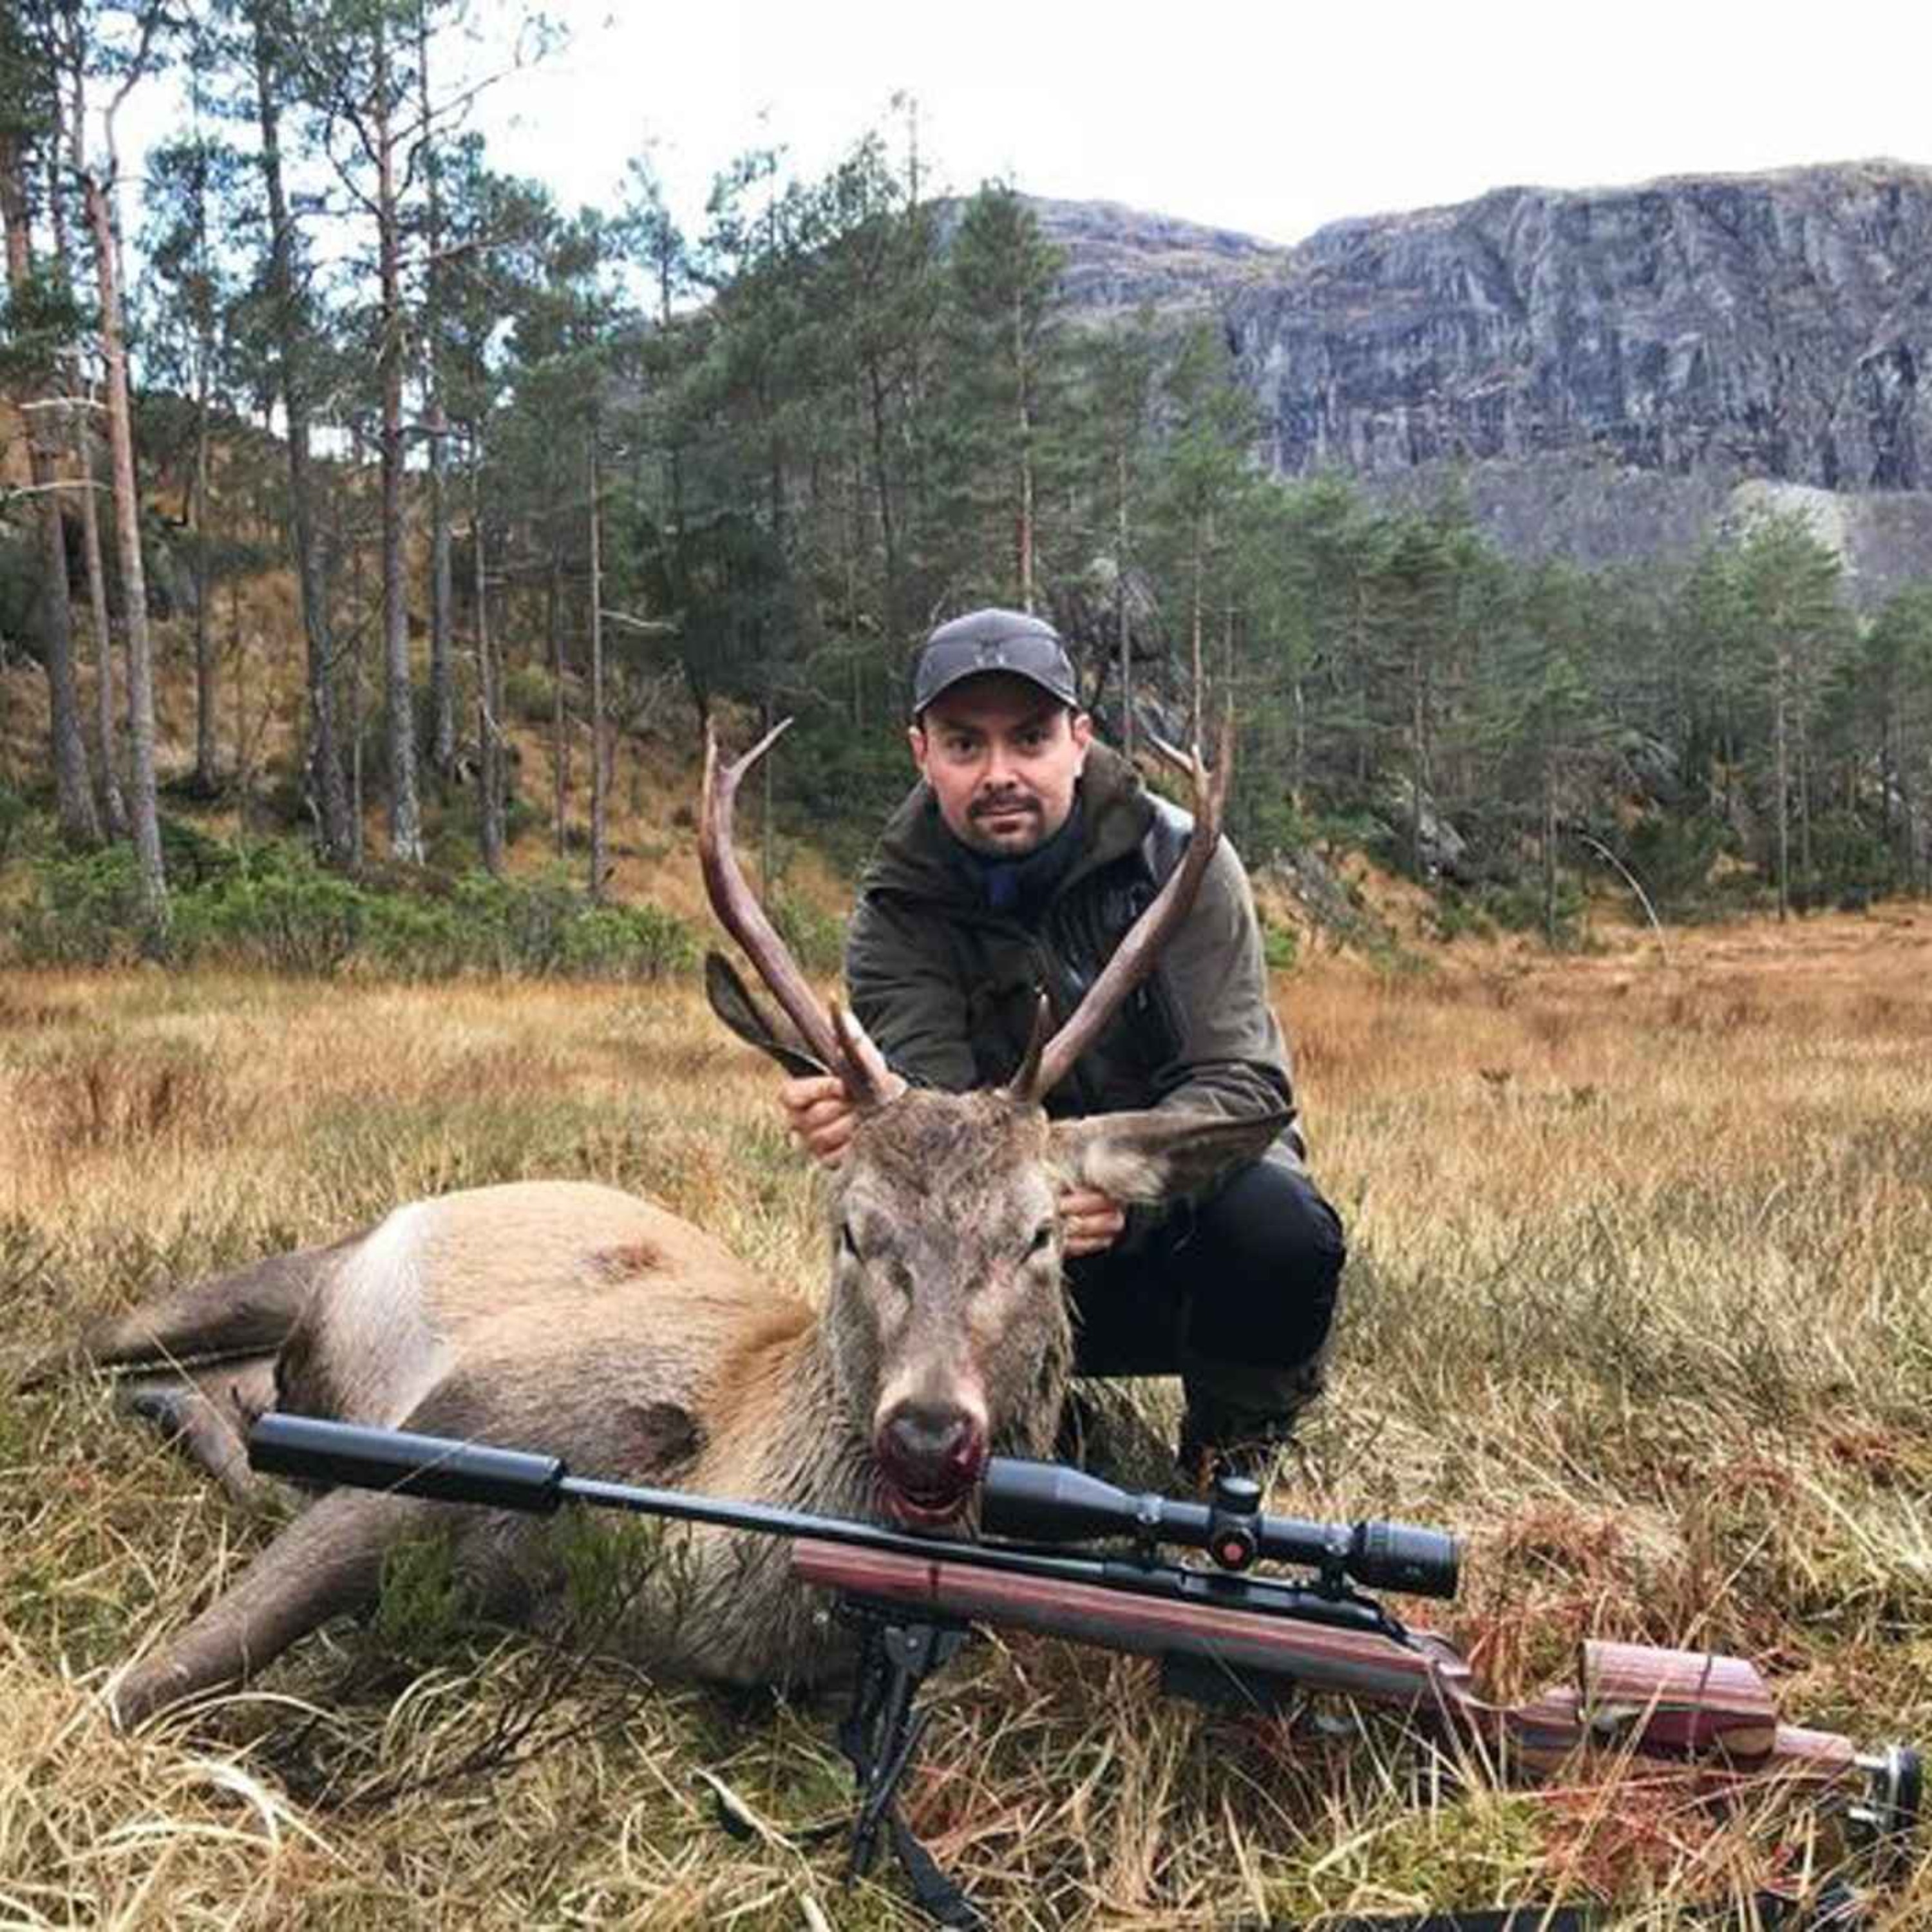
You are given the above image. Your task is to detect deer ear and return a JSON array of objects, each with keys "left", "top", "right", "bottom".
[
  {"left": 1047, "top": 1110, "right": 1293, "bottom": 1205},
  {"left": 704, "top": 951, "right": 831, "bottom": 1078}
]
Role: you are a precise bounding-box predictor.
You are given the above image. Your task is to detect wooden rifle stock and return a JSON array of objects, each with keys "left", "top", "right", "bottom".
[{"left": 791, "top": 1543, "right": 1867, "bottom": 1801}]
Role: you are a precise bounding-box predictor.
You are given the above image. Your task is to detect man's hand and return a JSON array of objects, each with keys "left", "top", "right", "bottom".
[
  {"left": 779, "top": 1074, "right": 863, "bottom": 1164},
  {"left": 776, "top": 1018, "right": 907, "bottom": 1166},
  {"left": 1059, "top": 1186, "right": 1126, "bottom": 1258}
]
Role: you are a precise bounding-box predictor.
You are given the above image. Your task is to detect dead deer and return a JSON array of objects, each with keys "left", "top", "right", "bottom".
[{"left": 37, "top": 721, "right": 1283, "bottom": 1728}]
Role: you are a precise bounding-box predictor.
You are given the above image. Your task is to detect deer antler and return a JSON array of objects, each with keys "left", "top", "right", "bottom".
[
  {"left": 699, "top": 719, "right": 889, "bottom": 1109},
  {"left": 1005, "top": 711, "right": 1235, "bottom": 1108}
]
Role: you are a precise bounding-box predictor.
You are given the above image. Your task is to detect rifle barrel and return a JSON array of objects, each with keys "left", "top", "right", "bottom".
[{"left": 245, "top": 1415, "right": 1444, "bottom": 1627}]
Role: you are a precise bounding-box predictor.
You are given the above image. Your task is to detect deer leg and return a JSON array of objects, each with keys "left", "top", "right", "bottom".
[
  {"left": 23, "top": 1241, "right": 343, "bottom": 1391},
  {"left": 108, "top": 1484, "right": 421, "bottom": 1729},
  {"left": 120, "top": 1356, "right": 279, "bottom": 1504}
]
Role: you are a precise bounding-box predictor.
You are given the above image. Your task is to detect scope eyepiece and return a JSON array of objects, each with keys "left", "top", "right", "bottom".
[{"left": 980, "top": 1458, "right": 1460, "bottom": 1602}]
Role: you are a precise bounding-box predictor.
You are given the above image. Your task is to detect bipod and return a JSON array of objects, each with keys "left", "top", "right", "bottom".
[{"left": 835, "top": 1600, "right": 984, "bottom": 1928}]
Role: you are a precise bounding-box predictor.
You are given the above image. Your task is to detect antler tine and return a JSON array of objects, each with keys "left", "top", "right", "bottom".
[
  {"left": 1010, "top": 708, "right": 1236, "bottom": 1108},
  {"left": 699, "top": 719, "right": 865, "bottom": 1095},
  {"left": 998, "top": 992, "right": 1054, "bottom": 1103}
]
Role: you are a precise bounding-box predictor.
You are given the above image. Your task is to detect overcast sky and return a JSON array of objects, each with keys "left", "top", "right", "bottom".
[{"left": 460, "top": 0, "right": 1932, "bottom": 247}]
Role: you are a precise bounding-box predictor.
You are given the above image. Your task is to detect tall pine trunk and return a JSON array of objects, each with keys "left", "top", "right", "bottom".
[
  {"left": 46, "top": 112, "right": 124, "bottom": 835},
  {"left": 1015, "top": 296, "right": 1034, "bottom": 613},
  {"left": 83, "top": 162, "right": 166, "bottom": 934},
  {"left": 252, "top": 11, "right": 352, "bottom": 864},
  {"left": 1, "top": 131, "right": 97, "bottom": 845},
  {"left": 192, "top": 354, "right": 216, "bottom": 791},
  {"left": 549, "top": 553, "right": 567, "bottom": 858},
  {"left": 587, "top": 436, "right": 607, "bottom": 902},
  {"left": 77, "top": 412, "right": 124, "bottom": 833},
  {"left": 374, "top": 17, "right": 422, "bottom": 863},
  {"left": 1773, "top": 638, "right": 1791, "bottom": 922},
  {"left": 473, "top": 444, "right": 503, "bottom": 877},
  {"left": 1115, "top": 452, "right": 1133, "bottom": 756},
  {"left": 417, "top": 5, "right": 455, "bottom": 775}
]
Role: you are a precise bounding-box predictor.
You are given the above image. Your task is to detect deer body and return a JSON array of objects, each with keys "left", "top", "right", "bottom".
[{"left": 47, "top": 719, "right": 1274, "bottom": 1728}]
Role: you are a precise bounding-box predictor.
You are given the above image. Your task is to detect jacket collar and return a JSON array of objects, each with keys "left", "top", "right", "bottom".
[{"left": 861, "top": 743, "right": 1153, "bottom": 913}]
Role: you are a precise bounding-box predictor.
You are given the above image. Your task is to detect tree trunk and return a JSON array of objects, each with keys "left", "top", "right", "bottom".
[
  {"left": 45, "top": 111, "right": 124, "bottom": 837},
  {"left": 374, "top": 17, "right": 422, "bottom": 863},
  {"left": 231, "top": 574, "right": 251, "bottom": 834},
  {"left": 587, "top": 436, "right": 607, "bottom": 902},
  {"left": 1, "top": 132, "right": 97, "bottom": 845},
  {"left": 82, "top": 162, "right": 165, "bottom": 932},
  {"left": 1015, "top": 296, "right": 1034, "bottom": 614},
  {"left": 549, "top": 553, "right": 567, "bottom": 858},
  {"left": 417, "top": 3, "right": 455, "bottom": 776},
  {"left": 192, "top": 355, "right": 217, "bottom": 791},
  {"left": 252, "top": 11, "right": 353, "bottom": 865},
  {"left": 1774, "top": 639, "right": 1790, "bottom": 922},
  {"left": 1542, "top": 750, "right": 1558, "bottom": 948},
  {"left": 1116, "top": 451, "right": 1133, "bottom": 757},
  {"left": 473, "top": 445, "right": 503, "bottom": 878},
  {"left": 1189, "top": 514, "right": 1205, "bottom": 753},
  {"left": 77, "top": 412, "right": 125, "bottom": 835}
]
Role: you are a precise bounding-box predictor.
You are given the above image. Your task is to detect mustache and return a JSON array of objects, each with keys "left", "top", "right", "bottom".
[{"left": 971, "top": 793, "right": 1039, "bottom": 819}]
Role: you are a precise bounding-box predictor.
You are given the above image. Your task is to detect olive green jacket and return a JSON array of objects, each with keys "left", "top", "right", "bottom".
[{"left": 844, "top": 745, "right": 1302, "bottom": 1151}]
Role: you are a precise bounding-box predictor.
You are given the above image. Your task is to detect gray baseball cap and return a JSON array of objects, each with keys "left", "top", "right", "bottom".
[{"left": 911, "top": 609, "right": 1079, "bottom": 718}]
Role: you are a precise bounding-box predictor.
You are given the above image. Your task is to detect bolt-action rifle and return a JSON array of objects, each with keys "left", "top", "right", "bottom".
[{"left": 247, "top": 1414, "right": 1920, "bottom": 1930}]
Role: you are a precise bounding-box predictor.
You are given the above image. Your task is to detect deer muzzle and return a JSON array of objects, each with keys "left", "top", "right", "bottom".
[{"left": 875, "top": 1398, "right": 988, "bottom": 1529}]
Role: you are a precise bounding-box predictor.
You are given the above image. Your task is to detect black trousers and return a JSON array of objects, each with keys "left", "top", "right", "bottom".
[{"left": 1062, "top": 1149, "right": 1345, "bottom": 1408}]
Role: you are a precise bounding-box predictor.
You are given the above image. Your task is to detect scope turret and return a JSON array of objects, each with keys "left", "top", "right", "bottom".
[{"left": 980, "top": 1458, "right": 1460, "bottom": 1601}]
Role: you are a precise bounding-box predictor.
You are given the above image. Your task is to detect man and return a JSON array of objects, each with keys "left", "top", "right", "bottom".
[{"left": 780, "top": 607, "right": 1344, "bottom": 1482}]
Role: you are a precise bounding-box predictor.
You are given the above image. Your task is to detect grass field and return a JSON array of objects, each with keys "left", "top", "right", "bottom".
[{"left": 3, "top": 913, "right": 1931, "bottom": 1929}]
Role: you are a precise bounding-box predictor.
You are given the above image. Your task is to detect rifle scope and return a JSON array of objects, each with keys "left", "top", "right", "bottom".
[{"left": 982, "top": 1460, "right": 1460, "bottom": 1600}]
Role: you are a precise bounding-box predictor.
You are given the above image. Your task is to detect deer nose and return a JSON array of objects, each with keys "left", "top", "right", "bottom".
[{"left": 876, "top": 1401, "right": 984, "bottom": 1498}]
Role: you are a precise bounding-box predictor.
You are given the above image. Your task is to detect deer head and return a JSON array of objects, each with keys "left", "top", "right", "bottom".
[{"left": 700, "top": 719, "right": 1285, "bottom": 1528}]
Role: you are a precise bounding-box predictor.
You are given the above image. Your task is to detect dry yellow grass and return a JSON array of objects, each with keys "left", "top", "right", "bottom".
[{"left": 3, "top": 922, "right": 1930, "bottom": 1928}]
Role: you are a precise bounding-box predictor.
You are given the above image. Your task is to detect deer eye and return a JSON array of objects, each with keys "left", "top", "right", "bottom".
[
  {"left": 840, "top": 1220, "right": 860, "bottom": 1260},
  {"left": 1028, "top": 1221, "right": 1056, "bottom": 1256}
]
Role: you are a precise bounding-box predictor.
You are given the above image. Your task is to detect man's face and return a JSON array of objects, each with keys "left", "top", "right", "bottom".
[{"left": 910, "top": 674, "right": 1093, "bottom": 857}]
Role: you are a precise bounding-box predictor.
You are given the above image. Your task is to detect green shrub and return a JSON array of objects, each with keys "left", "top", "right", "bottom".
[
  {"left": 1428, "top": 888, "right": 1495, "bottom": 943},
  {"left": 5, "top": 837, "right": 700, "bottom": 984},
  {"left": 502, "top": 662, "right": 556, "bottom": 726},
  {"left": 1475, "top": 876, "right": 1586, "bottom": 943},
  {"left": 558, "top": 900, "right": 697, "bottom": 980},
  {"left": 0, "top": 784, "right": 27, "bottom": 867},
  {"left": 770, "top": 889, "right": 844, "bottom": 976},
  {"left": 1258, "top": 913, "right": 1299, "bottom": 971},
  {"left": 1618, "top": 813, "right": 1728, "bottom": 916},
  {"left": 171, "top": 865, "right": 366, "bottom": 974},
  {"left": 11, "top": 844, "right": 146, "bottom": 965}
]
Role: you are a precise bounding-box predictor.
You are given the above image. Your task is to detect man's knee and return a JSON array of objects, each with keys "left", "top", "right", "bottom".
[
  {"left": 1184, "top": 1155, "right": 1344, "bottom": 1368},
  {"left": 1205, "top": 1155, "right": 1345, "bottom": 1290}
]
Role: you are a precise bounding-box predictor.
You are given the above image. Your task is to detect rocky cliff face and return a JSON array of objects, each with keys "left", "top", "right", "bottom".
[
  {"left": 1231, "top": 162, "right": 1932, "bottom": 489},
  {"left": 1023, "top": 196, "right": 1292, "bottom": 316},
  {"left": 1032, "top": 164, "right": 1932, "bottom": 593}
]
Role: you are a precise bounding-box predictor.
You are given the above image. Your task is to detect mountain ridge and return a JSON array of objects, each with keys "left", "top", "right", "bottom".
[{"left": 1027, "top": 160, "right": 1932, "bottom": 593}]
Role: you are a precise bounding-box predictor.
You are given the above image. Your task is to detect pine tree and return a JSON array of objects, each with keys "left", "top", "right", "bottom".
[{"left": 0, "top": 3, "right": 97, "bottom": 846}]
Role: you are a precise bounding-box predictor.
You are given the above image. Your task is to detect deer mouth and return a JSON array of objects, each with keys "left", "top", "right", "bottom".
[
  {"left": 874, "top": 1428, "right": 987, "bottom": 1532},
  {"left": 878, "top": 1477, "right": 977, "bottom": 1532}
]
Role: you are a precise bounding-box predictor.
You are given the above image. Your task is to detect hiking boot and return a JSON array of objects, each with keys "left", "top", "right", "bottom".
[{"left": 1175, "top": 1401, "right": 1301, "bottom": 1496}]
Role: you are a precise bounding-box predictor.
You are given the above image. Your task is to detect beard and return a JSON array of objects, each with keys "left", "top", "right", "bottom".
[{"left": 964, "top": 792, "right": 1045, "bottom": 853}]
